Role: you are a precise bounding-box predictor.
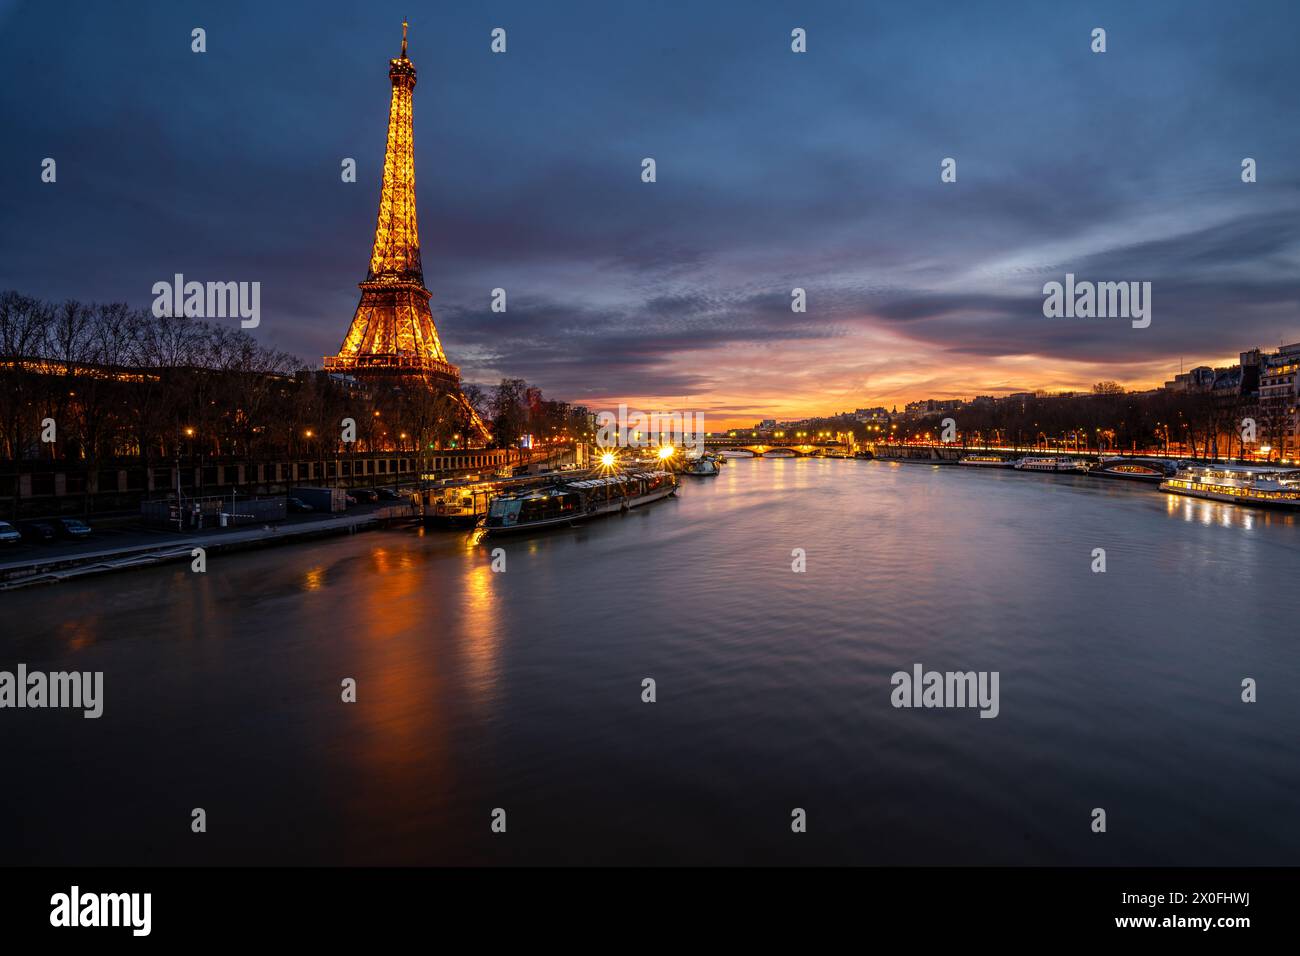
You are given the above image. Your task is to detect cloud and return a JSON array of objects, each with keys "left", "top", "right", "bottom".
[{"left": 2, "top": 0, "right": 1299, "bottom": 425}]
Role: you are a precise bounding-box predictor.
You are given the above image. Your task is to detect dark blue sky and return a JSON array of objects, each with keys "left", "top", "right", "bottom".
[{"left": 2, "top": 0, "right": 1298, "bottom": 423}]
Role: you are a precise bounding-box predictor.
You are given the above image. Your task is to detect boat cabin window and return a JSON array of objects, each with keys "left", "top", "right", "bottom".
[
  {"left": 518, "top": 492, "right": 579, "bottom": 522},
  {"left": 488, "top": 499, "right": 517, "bottom": 518}
]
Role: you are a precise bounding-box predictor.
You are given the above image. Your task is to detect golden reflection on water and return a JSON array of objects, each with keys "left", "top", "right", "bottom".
[
  {"left": 342, "top": 537, "right": 505, "bottom": 708},
  {"left": 460, "top": 562, "right": 502, "bottom": 711},
  {"left": 355, "top": 547, "right": 423, "bottom": 642},
  {"left": 336, "top": 540, "right": 452, "bottom": 838},
  {"left": 770, "top": 457, "right": 787, "bottom": 492},
  {"left": 59, "top": 618, "right": 98, "bottom": 652},
  {"left": 1164, "top": 493, "right": 1276, "bottom": 531}
]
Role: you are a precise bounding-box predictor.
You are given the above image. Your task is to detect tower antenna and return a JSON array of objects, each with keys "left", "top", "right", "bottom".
[{"left": 401, "top": 19, "right": 408, "bottom": 57}]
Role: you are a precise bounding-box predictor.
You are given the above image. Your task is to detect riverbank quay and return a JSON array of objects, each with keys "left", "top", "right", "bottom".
[{"left": 0, "top": 503, "right": 418, "bottom": 590}]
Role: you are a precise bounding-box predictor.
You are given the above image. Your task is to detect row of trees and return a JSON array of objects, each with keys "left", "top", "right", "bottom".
[
  {"left": 476, "top": 378, "right": 592, "bottom": 450},
  {"left": 896, "top": 383, "right": 1285, "bottom": 460},
  {"left": 0, "top": 292, "right": 578, "bottom": 480},
  {"left": 780, "top": 380, "right": 1290, "bottom": 461},
  {"left": 1, "top": 291, "right": 298, "bottom": 473}
]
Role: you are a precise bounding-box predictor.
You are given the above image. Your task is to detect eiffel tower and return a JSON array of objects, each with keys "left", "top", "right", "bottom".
[{"left": 325, "top": 22, "right": 487, "bottom": 439}]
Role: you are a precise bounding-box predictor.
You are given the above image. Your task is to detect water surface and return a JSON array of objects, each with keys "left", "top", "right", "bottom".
[{"left": 2, "top": 458, "right": 1297, "bottom": 865}]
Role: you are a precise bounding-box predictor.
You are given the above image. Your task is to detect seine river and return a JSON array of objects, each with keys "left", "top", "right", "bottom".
[{"left": 2, "top": 458, "right": 1297, "bottom": 865}]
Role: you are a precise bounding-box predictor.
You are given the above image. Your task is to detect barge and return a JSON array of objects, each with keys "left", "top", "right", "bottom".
[{"left": 483, "top": 470, "right": 677, "bottom": 535}]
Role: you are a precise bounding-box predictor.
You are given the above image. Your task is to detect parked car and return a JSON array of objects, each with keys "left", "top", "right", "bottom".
[
  {"left": 345, "top": 494, "right": 358, "bottom": 507},
  {"left": 354, "top": 489, "right": 379, "bottom": 503},
  {"left": 18, "top": 521, "right": 57, "bottom": 542},
  {"left": 287, "top": 497, "right": 315, "bottom": 513},
  {"left": 0, "top": 521, "right": 21, "bottom": 544},
  {"left": 53, "top": 517, "right": 92, "bottom": 539},
  {"left": 377, "top": 488, "right": 403, "bottom": 501}
]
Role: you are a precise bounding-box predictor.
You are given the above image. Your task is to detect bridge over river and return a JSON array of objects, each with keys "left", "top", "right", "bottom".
[{"left": 702, "top": 437, "right": 850, "bottom": 458}]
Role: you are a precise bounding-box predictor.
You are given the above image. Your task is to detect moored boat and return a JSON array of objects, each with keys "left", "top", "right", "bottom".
[
  {"left": 1014, "top": 456, "right": 1086, "bottom": 473},
  {"left": 421, "top": 471, "right": 567, "bottom": 528},
  {"left": 959, "top": 454, "right": 1016, "bottom": 468},
  {"left": 681, "top": 455, "right": 720, "bottom": 476},
  {"left": 484, "top": 470, "right": 677, "bottom": 535},
  {"left": 1160, "top": 464, "right": 1300, "bottom": 510},
  {"left": 423, "top": 478, "right": 500, "bottom": 528},
  {"left": 1086, "top": 457, "right": 1177, "bottom": 483}
]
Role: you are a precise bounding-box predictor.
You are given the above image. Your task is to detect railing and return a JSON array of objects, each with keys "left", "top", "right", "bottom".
[{"left": 323, "top": 354, "right": 460, "bottom": 378}]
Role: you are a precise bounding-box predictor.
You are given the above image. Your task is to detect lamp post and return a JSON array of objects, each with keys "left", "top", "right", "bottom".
[
  {"left": 183, "top": 426, "right": 199, "bottom": 499},
  {"left": 598, "top": 450, "right": 617, "bottom": 506},
  {"left": 172, "top": 424, "right": 183, "bottom": 530},
  {"left": 177, "top": 425, "right": 199, "bottom": 526},
  {"left": 305, "top": 429, "right": 321, "bottom": 484}
]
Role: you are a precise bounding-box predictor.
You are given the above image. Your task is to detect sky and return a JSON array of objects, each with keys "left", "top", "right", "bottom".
[{"left": 2, "top": 0, "right": 1299, "bottom": 428}]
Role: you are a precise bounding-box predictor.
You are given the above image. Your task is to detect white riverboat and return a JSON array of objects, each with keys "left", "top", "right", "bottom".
[
  {"left": 959, "top": 454, "right": 1016, "bottom": 468},
  {"left": 681, "top": 455, "right": 721, "bottom": 476},
  {"left": 1014, "top": 457, "right": 1086, "bottom": 473},
  {"left": 1160, "top": 464, "right": 1300, "bottom": 510}
]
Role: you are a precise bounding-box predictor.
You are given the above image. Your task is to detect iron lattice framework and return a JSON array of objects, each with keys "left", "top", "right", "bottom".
[
  {"left": 326, "top": 23, "right": 459, "bottom": 386},
  {"left": 325, "top": 23, "right": 489, "bottom": 440}
]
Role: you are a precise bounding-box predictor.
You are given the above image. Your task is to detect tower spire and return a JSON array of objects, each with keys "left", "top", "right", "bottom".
[{"left": 401, "top": 19, "right": 408, "bottom": 58}]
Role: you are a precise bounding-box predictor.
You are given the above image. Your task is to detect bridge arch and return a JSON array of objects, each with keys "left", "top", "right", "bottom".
[{"left": 710, "top": 444, "right": 823, "bottom": 458}]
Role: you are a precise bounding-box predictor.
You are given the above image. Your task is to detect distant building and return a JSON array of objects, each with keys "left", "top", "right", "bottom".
[
  {"left": 1239, "top": 349, "right": 1263, "bottom": 395},
  {"left": 571, "top": 405, "right": 596, "bottom": 434},
  {"left": 1154, "top": 341, "right": 1299, "bottom": 459},
  {"left": 1259, "top": 343, "right": 1300, "bottom": 457},
  {"left": 904, "top": 399, "right": 963, "bottom": 417},
  {"left": 1163, "top": 366, "right": 1217, "bottom": 392}
]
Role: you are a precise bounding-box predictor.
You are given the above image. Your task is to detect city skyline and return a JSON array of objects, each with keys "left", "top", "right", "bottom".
[{"left": 3, "top": 1, "right": 1299, "bottom": 428}]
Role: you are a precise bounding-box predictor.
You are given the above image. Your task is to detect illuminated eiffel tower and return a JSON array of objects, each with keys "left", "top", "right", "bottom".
[{"left": 326, "top": 22, "right": 487, "bottom": 438}]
